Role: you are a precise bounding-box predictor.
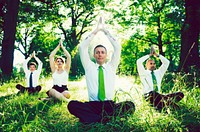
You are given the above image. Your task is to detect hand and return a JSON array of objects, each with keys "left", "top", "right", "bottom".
[
  {"left": 60, "top": 39, "right": 64, "bottom": 47},
  {"left": 93, "top": 17, "right": 104, "bottom": 35},
  {"left": 58, "top": 38, "right": 63, "bottom": 48},
  {"left": 150, "top": 46, "right": 159, "bottom": 57},
  {"left": 32, "top": 51, "right": 36, "bottom": 58},
  {"left": 98, "top": 17, "right": 104, "bottom": 30},
  {"left": 150, "top": 45, "right": 155, "bottom": 56}
]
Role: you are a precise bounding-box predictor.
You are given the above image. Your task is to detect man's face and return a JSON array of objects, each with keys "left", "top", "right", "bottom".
[
  {"left": 94, "top": 47, "right": 107, "bottom": 65},
  {"left": 29, "top": 65, "right": 36, "bottom": 72},
  {"left": 146, "top": 60, "right": 156, "bottom": 71}
]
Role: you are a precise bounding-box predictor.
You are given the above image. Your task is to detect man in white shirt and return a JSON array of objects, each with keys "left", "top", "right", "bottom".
[
  {"left": 16, "top": 51, "right": 43, "bottom": 94},
  {"left": 68, "top": 18, "right": 135, "bottom": 124},
  {"left": 137, "top": 47, "right": 184, "bottom": 110}
]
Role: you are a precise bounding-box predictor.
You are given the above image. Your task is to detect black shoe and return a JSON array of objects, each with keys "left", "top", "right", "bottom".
[{"left": 35, "top": 86, "right": 42, "bottom": 92}]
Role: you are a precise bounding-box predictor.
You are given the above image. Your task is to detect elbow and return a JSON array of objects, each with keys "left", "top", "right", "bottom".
[
  {"left": 79, "top": 44, "right": 83, "bottom": 51},
  {"left": 167, "top": 60, "right": 170, "bottom": 67},
  {"left": 68, "top": 55, "right": 71, "bottom": 60},
  {"left": 78, "top": 45, "right": 83, "bottom": 54},
  {"left": 136, "top": 60, "right": 140, "bottom": 66}
]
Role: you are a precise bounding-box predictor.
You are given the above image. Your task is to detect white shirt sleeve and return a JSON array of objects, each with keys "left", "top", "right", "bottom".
[
  {"left": 35, "top": 56, "right": 43, "bottom": 75},
  {"left": 157, "top": 55, "right": 170, "bottom": 78},
  {"left": 23, "top": 57, "right": 31, "bottom": 73},
  {"left": 106, "top": 32, "right": 121, "bottom": 70},
  {"left": 136, "top": 55, "right": 149, "bottom": 76},
  {"left": 79, "top": 33, "right": 95, "bottom": 69}
]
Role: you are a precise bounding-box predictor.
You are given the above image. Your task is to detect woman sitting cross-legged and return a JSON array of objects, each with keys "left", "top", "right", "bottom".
[{"left": 46, "top": 39, "right": 71, "bottom": 101}]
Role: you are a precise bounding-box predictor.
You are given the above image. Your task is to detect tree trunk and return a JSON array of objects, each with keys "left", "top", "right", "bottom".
[
  {"left": 179, "top": 0, "right": 200, "bottom": 72},
  {"left": 157, "top": 16, "right": 164, "bottom": 56},
  {"left": 0, "top": 0, "right": 20, "bottom": 79}
]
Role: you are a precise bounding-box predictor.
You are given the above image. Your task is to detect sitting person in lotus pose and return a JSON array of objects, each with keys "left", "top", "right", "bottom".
[
  {"left": 68, "top": 17, "right": 135, "bottom": 124},
  {"left": 137, "top": 46, "right": 184, "bottom": 110},
  {"left": 16, "top": 51, "right": 42, "bottom": 94},
  {"left": 46, "top": 39, "right": 71, "bottom": 101}
]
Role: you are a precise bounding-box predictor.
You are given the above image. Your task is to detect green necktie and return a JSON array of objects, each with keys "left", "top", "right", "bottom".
[
  {"left": 98, "top": 66, "right": 105, "bottom": 101},
  {"left": 151, "top": 71, "right": 158, "bottom": 92}
]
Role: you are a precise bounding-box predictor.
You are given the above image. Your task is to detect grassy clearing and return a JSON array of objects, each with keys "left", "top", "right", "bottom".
[{"left": 0, "top": 75, "right": 199, "bottom": 132}]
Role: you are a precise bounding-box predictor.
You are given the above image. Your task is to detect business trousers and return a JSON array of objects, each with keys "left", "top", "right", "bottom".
[
  {"left": 16, "top": 84, "right": 41, "bottom": 94},
  {"left": 144, "top": 91, "right": 184, "bottom": 109},
  {"left": 68, "top": 100, "right": 135, "bottom": 124}
]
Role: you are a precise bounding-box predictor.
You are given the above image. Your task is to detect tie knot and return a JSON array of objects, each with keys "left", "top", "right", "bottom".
[
  {"left": 99, "top": 66, "right": 103, "bottom": 69},
  {"left": 151, "top": 71, "right": 154, "bottom": 74}
]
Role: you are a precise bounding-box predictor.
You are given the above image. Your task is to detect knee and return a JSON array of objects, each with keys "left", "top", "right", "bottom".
[
  {"left": 125, "top": 101, "right": 135, "bottom": 112},
  {"left": 63, "top": 91, "right": 70, "bottom": 99},
  {"left": 119, "top": 101, "right": 135, "bottom": 113},
  {"left": 48, "top": 89, "right": 57, "bottom": 96},
  {"left": 180, "top": 92, "right": 184, "bottom": 98},
  {"left": 68, "top": 100, "right": 78, "bottom": 112}
]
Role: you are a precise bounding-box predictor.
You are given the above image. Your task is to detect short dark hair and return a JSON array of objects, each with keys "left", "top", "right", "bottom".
[
  {"left": 29, "top": 62, "right": 37, "bottom": 68},
  {"left": 94, "top": 45, "right": 107, "bottom": 53}
]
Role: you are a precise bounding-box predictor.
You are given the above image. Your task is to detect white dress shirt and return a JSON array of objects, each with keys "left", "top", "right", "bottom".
[
  {"left": 79, "top": 32, "right": 121, "bottom": 101},
  {"left": 23, "top": 56, "right": 43, "bottom": 87},
  {"left": 137, "top": 55, "right": 170, "bottom": 94}
]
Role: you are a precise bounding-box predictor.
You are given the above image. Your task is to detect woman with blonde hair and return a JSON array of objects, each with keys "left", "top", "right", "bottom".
[{"left": 46, "top": 39, "right": 71, "bottom": 101}]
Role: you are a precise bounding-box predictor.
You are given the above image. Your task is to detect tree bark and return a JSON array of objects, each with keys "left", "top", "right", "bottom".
[
  {"left": 0, "top": 0, "right": 20, "bottom": 79},
  {"left": 157, "top": 16, "right": 164, "bottom": 56},
  {"left": 179, "top": 0, "right": 200, "bottom": 72}
]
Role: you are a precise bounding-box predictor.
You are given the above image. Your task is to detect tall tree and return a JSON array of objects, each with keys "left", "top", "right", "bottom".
[
  {"left": 179, "top": 0, "right": 200, "bottom": 72},
  {"left": 0, "top": 0, "right": 20, "bottom": 79}
]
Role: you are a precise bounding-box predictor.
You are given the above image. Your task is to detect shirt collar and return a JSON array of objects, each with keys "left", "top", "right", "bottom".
[
  {"left": 147, "top": 69, "right": 153, "bottom": 73},
  {"left": 96, "top": 63, "right": 106, "bottom": 69}
]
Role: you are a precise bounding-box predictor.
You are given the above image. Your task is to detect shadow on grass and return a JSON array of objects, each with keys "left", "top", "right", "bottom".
[
  {"left": 67, "top": 116, "right": 135, "bottom": 132},
  {"left": 175, "top": 103, "right": 200, "bottom": 132}
]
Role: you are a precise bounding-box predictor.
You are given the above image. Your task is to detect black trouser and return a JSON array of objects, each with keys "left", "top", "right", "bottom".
[
  {"left": 16, "top": 84, "right": 41, "bottom": 94},
  {"left": 68, "top": 100, "right": 135, "bottom": 124},
  {"left": 144, "top": 91, "right": 184, "bottom": 109}
]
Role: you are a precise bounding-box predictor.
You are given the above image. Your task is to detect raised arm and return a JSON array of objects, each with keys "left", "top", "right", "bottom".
[
  {"left": 23, "top": 55, "right": 31, "bottom": 73},
  {"left": 50, "top": 42, "right": 60, "bottom": 73},
  {"left": 157, "top": 55, "right": 170, "bottom": 75},
  {"left": 103, "top": 29, "right": 121, "bottom": 69},
  {"left": 79, "top": 26, "right": 99, "bottom": 69},
  {"left": 33, "top": 51, "right": 43, "bottom": 74},
  {"left": 137, "top": 55, "right": 149, "bottom": 75},
  {"left": 60, "top": 40, "right": 71, "bottom": 73}
]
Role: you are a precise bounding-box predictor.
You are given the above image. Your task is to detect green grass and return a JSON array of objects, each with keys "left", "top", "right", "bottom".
[{"left": 0, "top": 75, "right": 199, "bottom": 132}]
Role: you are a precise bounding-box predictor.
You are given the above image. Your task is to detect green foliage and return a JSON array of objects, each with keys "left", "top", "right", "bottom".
[
  {"left": 107, "top": 0, "right": 185, "bottom": 73},
  {"left": 120, "top": 34, "right": 151, "bottom": 75}
]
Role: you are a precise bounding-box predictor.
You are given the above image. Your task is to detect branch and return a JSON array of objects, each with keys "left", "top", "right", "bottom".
[
  {"left": 157, "top": 0, "right": 168, "bottom": 13},
  {"left": 77, "top": 12, "right": 93, "bottom": 41},
  {"left": 134, "top": 35, "right": 158, "bottom": 45}
]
